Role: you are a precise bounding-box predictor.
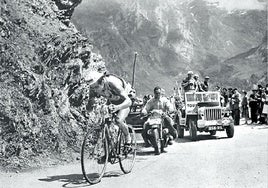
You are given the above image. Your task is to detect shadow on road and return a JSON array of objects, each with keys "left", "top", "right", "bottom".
[
  {"left": 39, "top": 174, "right": 88, "bottom": 188},
  {"left": 243, "top": 124, "right": 268, "bottom": 129},
  {"left": 39, "top": 170, "right": 124, "bottom": 187},
  {"left": 136, "top": 150, "right": 156, "bottom": 156},
  {"left": 175, "top": 134, "right": 229, "bottom": 143}
]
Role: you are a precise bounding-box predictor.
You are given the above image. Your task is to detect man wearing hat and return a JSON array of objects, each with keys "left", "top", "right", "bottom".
[
  {"left": 181, "top": 71, "right": 196, "bottom": 92},
  {"left": 83, "top": 70, "right": 133, "bottom": 150},
  {"left": 201, "top": 76, "right": 210, "bottom": 91},
  {"left": 249, "top": 85, "right": 259, "bottom": 124}
]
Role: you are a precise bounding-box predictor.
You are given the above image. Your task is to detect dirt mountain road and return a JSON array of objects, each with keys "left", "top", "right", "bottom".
[{"left": 1, "top": 124, "right": 267, "bottom": 188}]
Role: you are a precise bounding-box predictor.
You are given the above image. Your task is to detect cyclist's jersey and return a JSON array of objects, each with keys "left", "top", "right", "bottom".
[{"left": 97, "top": 74, "right": 132, "bottom": 105}]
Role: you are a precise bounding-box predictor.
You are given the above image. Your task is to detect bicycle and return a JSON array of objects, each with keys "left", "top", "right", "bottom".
[{"left": 81, "top": 104, "right": 137, "bottom": 184}]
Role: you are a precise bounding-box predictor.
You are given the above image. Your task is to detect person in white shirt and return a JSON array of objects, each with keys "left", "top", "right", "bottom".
[{"left": 141, "top": 86, "right": 178, "bottom": 146}]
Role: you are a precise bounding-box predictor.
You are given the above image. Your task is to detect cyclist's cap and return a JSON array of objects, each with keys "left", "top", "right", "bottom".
[
  {"left": 193, "top": 74, "right": 199, "bottom": 78},
  {"left": 187, "top": 71, "right": 193, "bottom": 75},
  {"left": 205, "top": 76, "right": 210, "bottom": 79},
  {"left": 252, "top": 84, "right": 258, "bottom": 91},
  {"left": 83, "top": 70, "right": 104, "bottom": 85}
]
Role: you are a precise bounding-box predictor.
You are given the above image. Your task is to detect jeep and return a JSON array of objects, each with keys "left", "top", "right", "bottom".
[{"left": 174, "top": 91, "right": 234, "bottom": 141}]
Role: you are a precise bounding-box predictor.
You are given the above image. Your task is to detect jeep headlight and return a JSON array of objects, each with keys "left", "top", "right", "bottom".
[
  {"left": 198, "top": 108, "right": 204, "bottom": 115},
  {"left": 198, "top": 108, "right": 205, "bottom": 119},
  {"left": 222, "top": 111, "right": 230, "bottom": 117}
]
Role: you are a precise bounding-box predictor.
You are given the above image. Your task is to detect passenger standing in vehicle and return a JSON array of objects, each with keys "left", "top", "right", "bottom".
[
  {"left": 201, "top": 76, "right": 210, "bottom": 91},
  {"left": 193, "top": 74, "right": 204, "bottom": 92},
  {"left": 181, "top": 71, "right": 196, "bottom": 92}
]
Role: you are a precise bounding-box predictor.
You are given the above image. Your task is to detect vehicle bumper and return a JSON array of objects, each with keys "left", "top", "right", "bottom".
[{"left": 197, "top": 118, "right": 233, "bottom": 129}]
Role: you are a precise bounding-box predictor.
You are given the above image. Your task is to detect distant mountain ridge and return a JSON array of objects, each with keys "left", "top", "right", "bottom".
[
  {"left": 219, "top": 33, "right": 267, "bottom": 87},
  {"left": 72, "top": 0, "right": 267, "bottom": 94}
]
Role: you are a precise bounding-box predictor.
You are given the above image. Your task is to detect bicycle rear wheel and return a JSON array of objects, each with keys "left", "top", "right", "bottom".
[
  {"left": 119, "top": 126, "right": 137, "bottom": 174},
  {"left": 81, "top": 128, "right": 108, "bottom": 184}
]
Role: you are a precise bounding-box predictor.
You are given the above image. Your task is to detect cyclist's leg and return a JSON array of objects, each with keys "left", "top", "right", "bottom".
[{"left": 115, "top": 107, "right": 131, "bottom": 144}]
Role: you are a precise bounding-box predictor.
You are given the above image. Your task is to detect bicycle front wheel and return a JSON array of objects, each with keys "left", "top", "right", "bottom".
[
  {"left": 81, "top": 128, "right": 108, "bottom": 184},
  {"left": 119, "top": 126, "right": 137, "bottom": 174}
]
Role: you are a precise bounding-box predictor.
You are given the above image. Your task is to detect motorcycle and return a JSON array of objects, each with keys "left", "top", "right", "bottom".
[{"left": 143, "top": 109, "right": 171, "bottom": 155}]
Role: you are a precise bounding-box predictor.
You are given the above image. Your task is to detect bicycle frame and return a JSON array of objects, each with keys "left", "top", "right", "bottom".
[{"left": 103, "top": 118, "right": 122, "bottom": 164}]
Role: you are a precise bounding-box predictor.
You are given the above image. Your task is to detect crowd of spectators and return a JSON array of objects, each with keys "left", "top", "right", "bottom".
[{"left": 217, "top": 84, "right": 268, "bottom": 125}]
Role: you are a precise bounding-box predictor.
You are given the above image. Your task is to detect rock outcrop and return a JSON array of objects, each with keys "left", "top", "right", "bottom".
[{"left": 0, "top": 0, "right": 104, "bottom": 170}]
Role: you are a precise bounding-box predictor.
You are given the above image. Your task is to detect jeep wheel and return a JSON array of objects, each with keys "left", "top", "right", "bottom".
[
  {"left": 209, "top": 130, "right": 216, "bottom": 136},
  {"left": 189, "top": 119, "right": 197, "bottom": 141},
  {"left": 226, "top": 124, "right": 234, "bottom": 138}
]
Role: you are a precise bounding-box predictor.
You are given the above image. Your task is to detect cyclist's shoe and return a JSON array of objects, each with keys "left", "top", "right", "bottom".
[
  {"left": 123, "top": 143, "right": 132, "bottom": 155},
  {"left": 97, "top": 155, "right": 107, "bottom": 164}
]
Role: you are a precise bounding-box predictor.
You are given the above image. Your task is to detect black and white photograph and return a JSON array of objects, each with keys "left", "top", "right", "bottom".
[{"left": 0, "top": 0, "right": 267, "bottom": 187}]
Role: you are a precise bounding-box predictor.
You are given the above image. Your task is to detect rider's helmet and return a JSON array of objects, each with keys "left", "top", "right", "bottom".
[
  {"left": 187, "top": 71, "right": 193, "bottom": 75},
  {"left": 82, "top": 70, "right": 104, "bottom": 85}
]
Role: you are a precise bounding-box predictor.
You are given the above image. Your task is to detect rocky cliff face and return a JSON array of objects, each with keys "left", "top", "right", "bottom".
[
  {"left": 72, "top": 0, "right": 267, "bottom": 94},
  {"left": 0, "top": 0, "right": 104, "bottom": 170}
]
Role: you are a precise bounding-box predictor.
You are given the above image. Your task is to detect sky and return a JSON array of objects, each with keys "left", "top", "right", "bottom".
[{"left": 205, "top": 0, "right": 267, "bottom": 11}]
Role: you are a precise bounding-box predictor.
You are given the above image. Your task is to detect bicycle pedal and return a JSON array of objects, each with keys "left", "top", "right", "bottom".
[
  {"left": 97, "top": 156, "right": 107, "bottom": 164},
  {"left": 123, "top": 145, "right": 133, "bottom": 155}
]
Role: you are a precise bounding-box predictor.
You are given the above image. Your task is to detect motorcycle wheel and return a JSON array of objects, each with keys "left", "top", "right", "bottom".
[{"left": 151, "top": 128, "right": 161, "bottom": 155}]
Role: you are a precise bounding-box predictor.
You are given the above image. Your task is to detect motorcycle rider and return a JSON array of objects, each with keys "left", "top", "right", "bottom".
[
  {"left": 141, "top": 86, "right": 178, "bottom": 147},
  {"left": 201, "top": 76, "right": 210, "bottom": 91}
]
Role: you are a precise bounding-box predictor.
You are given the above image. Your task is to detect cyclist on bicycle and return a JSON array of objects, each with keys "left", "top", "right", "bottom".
[{"left": 82, "top": 70, "right": 133, "bottom": 150}]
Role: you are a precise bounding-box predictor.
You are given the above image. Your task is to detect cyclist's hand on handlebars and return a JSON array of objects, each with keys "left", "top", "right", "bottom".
[
  {"left": 161, "top": 112, "right": 168, "bottom": 118},
  {"left": 108, "top": 104, "right": 119, "bottom": 113}
]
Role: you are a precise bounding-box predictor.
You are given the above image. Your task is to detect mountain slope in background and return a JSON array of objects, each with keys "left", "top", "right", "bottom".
[
  {"left": 218, "top": 33, "right": 267, "bottom": 87},
  {"left": 72, "top": 0, "right": 267, "bottom": 94}
]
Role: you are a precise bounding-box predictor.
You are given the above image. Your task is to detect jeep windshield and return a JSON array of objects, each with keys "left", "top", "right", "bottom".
[{"left": 185, "top": 92, "right": 220, "bottom": 103}]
